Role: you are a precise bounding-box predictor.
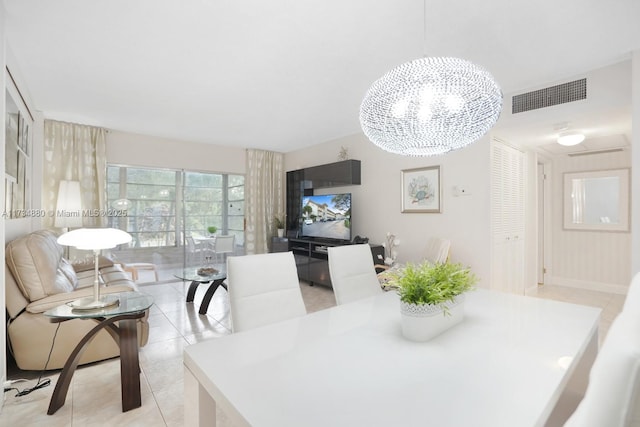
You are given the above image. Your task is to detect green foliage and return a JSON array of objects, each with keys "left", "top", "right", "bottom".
[
  {"left": 274, "top": 214, "right": 285, "bottom": 229},
  {"left": 388, "top": 261, "right": 477, "bottom": 310},
  {"left": 207, "top": 226, "right": 217, "bottom": 234},
  {"left": 331, "top": 194, "right": 350, "bottom": 211}
]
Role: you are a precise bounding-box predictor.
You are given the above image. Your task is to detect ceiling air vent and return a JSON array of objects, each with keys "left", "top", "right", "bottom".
[
  {"left": 568, "top": 148, "right": 624, "bottom": 157},
  {"left": 512, "top": 78, "right": 586, "bottom": 114}
]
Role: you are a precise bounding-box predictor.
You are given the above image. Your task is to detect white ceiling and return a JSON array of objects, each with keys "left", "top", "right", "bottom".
[{"left": 4, "top": 0, "right": 640, "bottom": 153}]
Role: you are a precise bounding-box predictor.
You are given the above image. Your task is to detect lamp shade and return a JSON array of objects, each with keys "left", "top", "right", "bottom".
[
  {"left": 57, "top": 227, "right": 132, "bottom": 250},
  {"left": 360, "top": 57, "right": 503, "bottom": 156},
  {"left": 54, "top": 180, "right": 83, "bottom": 228}
]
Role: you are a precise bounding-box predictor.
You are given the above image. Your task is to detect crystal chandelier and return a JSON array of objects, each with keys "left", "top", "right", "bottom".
[{"left": 360, "top": 57, "right": 503, "bottom": 156}]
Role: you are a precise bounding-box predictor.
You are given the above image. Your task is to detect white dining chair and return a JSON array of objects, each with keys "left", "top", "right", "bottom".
[
  {"left": 328, "top": 244, "right": 382, "bottom": 305},
  {"left": 213, "top": 234, "right": 236, "bottom": 263},
  {"left": 562, "top": 312, "right": 640, "bottom": 427},
  {"left": 423, "top": 237, "right": 451, "bottom": 264},
  {"left": 227, "top": 251, "right": 307, "bottom": 333},
  {"left": 622, "top": 271, "right": 640, "bottom": 317},
  {"left": 185, "top": 236, "right": 205, "bottom": 266}
]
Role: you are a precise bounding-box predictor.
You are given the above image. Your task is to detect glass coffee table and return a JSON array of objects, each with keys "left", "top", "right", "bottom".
[{"left": 175, "top": 266, "right": 227, "bottom": 315}]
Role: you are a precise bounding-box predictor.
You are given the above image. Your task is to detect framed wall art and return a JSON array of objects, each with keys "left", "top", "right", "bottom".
[
  {"left": 401, "top": 165, "right": 441, "bottom": 213},
  {"left": 5, "top": 70, "right": 33, "bottom": 219}
]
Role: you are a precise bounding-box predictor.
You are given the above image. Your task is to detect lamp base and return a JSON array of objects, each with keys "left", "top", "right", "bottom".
[{"left": 68, "top": 295, "right": 120, "bottom": 311}]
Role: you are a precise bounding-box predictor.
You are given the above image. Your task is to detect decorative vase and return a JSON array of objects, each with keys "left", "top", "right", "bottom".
[
  {"left": 277, "top": 229, "right": 284, "bottom": 238},
  {"left": 400, "top": 295, "right": 465, "bottom": 342}
]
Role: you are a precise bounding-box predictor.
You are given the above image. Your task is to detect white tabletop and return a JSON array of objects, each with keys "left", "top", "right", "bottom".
[{"left": 184, "top": 289, "right": 600, "bottom": 427}]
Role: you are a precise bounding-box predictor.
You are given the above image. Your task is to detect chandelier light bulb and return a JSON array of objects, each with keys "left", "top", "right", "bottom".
[{"left": 360, "top": 57, "right": 503, "bottom": 156}]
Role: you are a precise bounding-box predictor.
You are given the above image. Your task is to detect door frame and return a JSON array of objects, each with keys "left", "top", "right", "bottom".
[{"left": 537, "top": 155, "right": 552, "bottom": 286}]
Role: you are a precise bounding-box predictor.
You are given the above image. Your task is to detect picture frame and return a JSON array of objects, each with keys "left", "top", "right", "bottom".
[
  {"left": 5, "top": 110, "right": 19, "bottom": 179},
  {"left": 18, "top": 111, "right": 30, "bottom": 155},
  {"left": 401, "top": 165, "right": 441, "bottom": 213},
  {"left": 5, "top": 72, "right": 33, "bottom": 219}
]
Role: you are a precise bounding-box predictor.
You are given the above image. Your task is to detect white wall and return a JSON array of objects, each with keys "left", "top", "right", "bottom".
[
  {"left": 5, "top": 48, "right": 45, "bottom": 241},
  {"left": 0, "top": 0, "right": 6, "bottom": 402},
  {"left": 3, "top": 20, "right": 47, "bottom": 399},
  {"left": 550, "top": 149, "right": 631, "bottom": 293},
  {"left": 106, "top": 130, "right": 246, "bottom": 174},
  {"left": 285, "top": 133, "right": 492, "bottom": 287},
  {"left": 632, "top": 50, "right": 640, "bottom": 276},
  {"left": 1, "top": 46, "right": 45, "bottom": 399}
]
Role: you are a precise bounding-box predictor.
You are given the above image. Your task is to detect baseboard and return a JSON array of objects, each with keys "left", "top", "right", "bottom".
[
  {"left": 524, "top": 284, "right": 539, "bottom": 296},
  {"left": 549, "top": 276, "right": 628, "bottom": 295}
]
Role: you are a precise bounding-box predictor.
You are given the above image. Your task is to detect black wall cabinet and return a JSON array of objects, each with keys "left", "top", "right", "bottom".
[{"left": 286, "top": 159, "right": 361, "bottom": 234}]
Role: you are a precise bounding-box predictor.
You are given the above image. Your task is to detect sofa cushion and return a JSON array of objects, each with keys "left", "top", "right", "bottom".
[
  {"left": 100, "top": 265, "right": 139, "bottom": 287},
  {"left": 72, "top": 255, "right": 115, "bottom": 273},
  {"left": 6, "top": 229, "right": 76, "bottom": 301},
  {"left": 58, "top": 258, "right": 79, "bottom": 289}
]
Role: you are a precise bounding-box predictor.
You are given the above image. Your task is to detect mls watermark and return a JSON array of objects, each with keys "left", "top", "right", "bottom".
[{"left": 2, "top": 208, "right": 128, "bottom": 219}]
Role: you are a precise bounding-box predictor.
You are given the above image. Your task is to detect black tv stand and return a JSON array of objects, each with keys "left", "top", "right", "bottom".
[{"left": 289, "top": 238, "right": 384, "bottom": 288}]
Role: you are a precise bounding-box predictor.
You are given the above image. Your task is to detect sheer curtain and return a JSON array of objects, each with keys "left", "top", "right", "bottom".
[
  {"left": 244, "top": 149, "right": 284, "bottom": 254},
  {"left": 572, "top": 178, "right": 585, "bottom": 224},
  {"left": 43, "top": 120, "right": 107, "bottom": 228}
]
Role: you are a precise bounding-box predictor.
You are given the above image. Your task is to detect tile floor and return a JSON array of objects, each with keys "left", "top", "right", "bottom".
[{"left": 0, "top": 281, "right": 624, "bottom": 426}]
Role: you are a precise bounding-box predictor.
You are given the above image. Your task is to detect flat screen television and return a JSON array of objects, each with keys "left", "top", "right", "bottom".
[{"left": 301, "top": 193, "right": 351, "bottom": 241}]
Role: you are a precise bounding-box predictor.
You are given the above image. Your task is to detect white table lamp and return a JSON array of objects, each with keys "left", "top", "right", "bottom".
[{"left": 57, "top": 228, "right": 132, "bottom": 309}]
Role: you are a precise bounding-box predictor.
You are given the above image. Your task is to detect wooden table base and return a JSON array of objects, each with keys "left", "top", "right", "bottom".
[
  {"left": 47, "top": 312, "right": 144, "bottom": 415},
  {"left": 186, "top": 278, "right": 228, "bottom": 315}
]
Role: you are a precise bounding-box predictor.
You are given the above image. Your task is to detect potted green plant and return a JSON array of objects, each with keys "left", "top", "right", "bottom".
[
  {"left": 274, "top": 214, "right": 285, "bottom": 238},
  {"left": 385, "top": 261, "right": 477, "bottom": 341},
  {"left": 207, "top": 226, "right": 217, "bottom": 236}
]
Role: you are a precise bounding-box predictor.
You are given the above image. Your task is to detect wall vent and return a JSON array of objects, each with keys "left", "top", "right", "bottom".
[
  {"left": 567, "top": 148, "right": 624, "bottom": 157},
  {"left": 512, "top": 78, "right": 586, "bottom": 114}
]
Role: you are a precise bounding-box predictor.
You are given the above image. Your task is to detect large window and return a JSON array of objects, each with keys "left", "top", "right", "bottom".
[
  {"left": 107, "top": 165, "right": 244, "bottom": 248},
  {"left": 183, "top": 171, "right": 245, "bottom": 245}
]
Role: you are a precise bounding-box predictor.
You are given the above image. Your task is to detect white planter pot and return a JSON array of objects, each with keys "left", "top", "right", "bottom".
[
  {"left": 277, "top": 229, "right": 284, "bottom": 238},
  {"left": 400, "top": 296, "right": 465, "bottom": 342}
]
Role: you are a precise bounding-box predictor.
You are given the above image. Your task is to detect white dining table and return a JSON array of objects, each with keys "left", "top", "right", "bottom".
[{"left": 183, "top": 289, "right": 600, "bottom": 427}]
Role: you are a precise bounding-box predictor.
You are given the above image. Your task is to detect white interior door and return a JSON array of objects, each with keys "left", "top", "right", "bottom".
[{"left": 490, "top": 139, "right": 525, "bottom": 294}]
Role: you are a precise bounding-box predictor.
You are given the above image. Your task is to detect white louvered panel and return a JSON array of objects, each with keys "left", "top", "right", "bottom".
[
  {"left": 490, "top": 140, "right": 525, "bottom": 294},
  {"left": 490, "top": 141, "right": 506, "bottom": 234}
]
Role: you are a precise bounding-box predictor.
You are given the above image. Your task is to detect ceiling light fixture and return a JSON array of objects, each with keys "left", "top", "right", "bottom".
[
  {"left": 359, "top": 55, "right": 503, "bottom": 156},
  {"left": 557, "top": 132, "right": 585, "bottom": 146}
]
